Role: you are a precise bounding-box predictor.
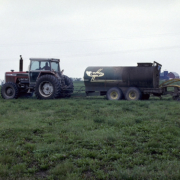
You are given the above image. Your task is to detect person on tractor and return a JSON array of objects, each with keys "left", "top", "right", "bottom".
[{"left": 43, "top": 62, "right": 51, "bottom": 70}]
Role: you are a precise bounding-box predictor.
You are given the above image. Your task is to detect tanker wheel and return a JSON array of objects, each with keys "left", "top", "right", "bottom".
[
  {"left": 35, "top": 74, "right": 61, "bottom": 99},
  {"left": 125, "top": 87, "right": 142, "bottom": 101},
  {"left": 106, "top": 87, "right": 123, "bottom": 100},
  {"left": 1, "top": 82, "right": 19, "bottom": 99},
  {"left": 142, "top": 94, "right": 150, "bottom": 100}
]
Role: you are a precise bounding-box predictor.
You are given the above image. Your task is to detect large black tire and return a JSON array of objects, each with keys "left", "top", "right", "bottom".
[
  {"left": 142, "top": 94, "right": 150, "bottom": 100},
  {"left": 106, "top": 87, "right": 123, "bottom": 100},
  {"left": 35, "top": 75, "right": 61, "bottom": 99},
  {"left": 61, "top": 75, "right": 74, "bottom": 97},
  {"left": 1, "top": 82, "right": 19, "bottom": 99},
  {"left": 64, "top": 75, "right": 74, "bottom": 93},
  {"left": 125, "top": 87, "right": 142, "bottom": 101}
]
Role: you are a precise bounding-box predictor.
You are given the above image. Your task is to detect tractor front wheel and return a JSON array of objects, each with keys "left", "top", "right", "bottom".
[
  {"left": 1, "top": 82, "right": 19, "bottom": 99},
  {"left": 35, "top": 74, "right": 61, "bottom": 99}
]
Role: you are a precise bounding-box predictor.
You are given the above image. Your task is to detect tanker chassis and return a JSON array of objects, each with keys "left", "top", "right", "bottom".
[{"left": 84, "top": 61, "right": 180, "bottom": 100}]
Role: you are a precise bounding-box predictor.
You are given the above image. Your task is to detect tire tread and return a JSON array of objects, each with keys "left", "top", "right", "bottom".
[
  {"left": 35, "top": 74, "right": 61, "bottom": 99},
  {"left": 1, "top": 82, "right": 19, "bottom": 99},
  {"left": 125, "top": 87, "right": 142, "bottom": 101}
]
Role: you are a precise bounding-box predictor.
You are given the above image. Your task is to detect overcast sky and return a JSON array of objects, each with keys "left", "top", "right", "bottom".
[{"left": 0, "top": 0, "right": 180, "bottom": 80}]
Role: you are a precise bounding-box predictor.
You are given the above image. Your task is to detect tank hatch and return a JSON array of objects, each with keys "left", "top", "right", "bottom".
[{"left": 137, "top": 63, "right": 153, "bottom": 67}]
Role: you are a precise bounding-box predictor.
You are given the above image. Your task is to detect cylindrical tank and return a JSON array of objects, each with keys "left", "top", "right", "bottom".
[{"left": 84, "top": 64, "right": 160, "bottom": 92}]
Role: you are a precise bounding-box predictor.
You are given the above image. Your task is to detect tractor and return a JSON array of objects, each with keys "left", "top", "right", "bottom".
[{"left": 1, "top": 56, "right": 74, "bottom": 99}]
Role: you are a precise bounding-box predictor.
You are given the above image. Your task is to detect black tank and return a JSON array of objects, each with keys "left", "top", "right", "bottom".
[{"left": 84, "top": 62, "right": 161, "bottom": 91}]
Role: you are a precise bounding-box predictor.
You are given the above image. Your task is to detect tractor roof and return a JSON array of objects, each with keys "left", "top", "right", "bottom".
[{"left": 30, "top": 58, "right": 60, "bottom": 62}]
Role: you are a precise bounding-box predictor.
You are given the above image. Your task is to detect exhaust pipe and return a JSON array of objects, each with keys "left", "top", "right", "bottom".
[{"left": 19, "top": 55, "right": 23, "bottom": 72}]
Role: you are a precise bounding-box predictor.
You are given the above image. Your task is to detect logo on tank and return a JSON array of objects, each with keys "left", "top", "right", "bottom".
[{"left": 86, "top": 69, "right": 104, "bottom": 81}]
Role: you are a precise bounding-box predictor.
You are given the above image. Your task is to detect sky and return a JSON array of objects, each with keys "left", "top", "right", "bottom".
[{"left": 0, "top": 0, "right": 180, "bottom": 80}]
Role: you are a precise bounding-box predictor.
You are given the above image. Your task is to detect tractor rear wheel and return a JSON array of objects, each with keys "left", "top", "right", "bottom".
[
  {"left": 61, "top": 75, "right": 74, "bottom": 97},
  {"left": 35, "top": 74, "right": 61, "bottom": 99},
  {"left": 106, "top": 87, "right": 123, "bottom": 100},
  {"left": 64, "top": 75, "right": 74, "bottom": 92},
  {"left": 125, "top": 87, "right": 142, "bottom": 101},
  {"left": 1, "top": 82, "right": 19, "bottom": 99}
]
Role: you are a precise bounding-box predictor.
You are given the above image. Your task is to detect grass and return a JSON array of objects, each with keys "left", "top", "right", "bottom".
[{"left": 0, "top": 81, "right": 180, "bottom": 179}]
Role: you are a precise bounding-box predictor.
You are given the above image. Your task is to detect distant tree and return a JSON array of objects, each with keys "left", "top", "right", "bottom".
[
  {"left": 76, "top": 78, "right": 81, "bottom": 81},
  {"left": 71, "top": 78, "right": 83, "bottom": 81}
]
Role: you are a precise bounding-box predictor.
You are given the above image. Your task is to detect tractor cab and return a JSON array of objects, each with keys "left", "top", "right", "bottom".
[{"left": 29, "top": 58, "right": 60, "bottom": 84}]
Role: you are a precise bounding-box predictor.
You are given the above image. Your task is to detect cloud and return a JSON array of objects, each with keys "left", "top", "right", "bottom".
[{"left": 0, "top": 0, "right": 180, "bottom": 79}]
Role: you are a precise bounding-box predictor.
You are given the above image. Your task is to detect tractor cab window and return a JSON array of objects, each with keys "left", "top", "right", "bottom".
[
  {"left": 40, "top": 61, "right": 50, "bottom": 70},
  {"left": 30, "top": 61, "right": 51, "bottom": 71},
  {"left": 30, "top": 61, "right": 39, "bottom": 71},
  {"left": 51, "top": 62, "right": 59, "bottom": 72}
]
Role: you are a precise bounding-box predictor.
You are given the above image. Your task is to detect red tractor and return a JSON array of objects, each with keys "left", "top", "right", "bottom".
[{"left": 1, "top": 56, "right": 74, "bottom": 99}]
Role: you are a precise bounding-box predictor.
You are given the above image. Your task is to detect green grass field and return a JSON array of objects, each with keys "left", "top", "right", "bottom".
[{"left": 1, "top": 81, "right": 180, "bottom": 179}]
